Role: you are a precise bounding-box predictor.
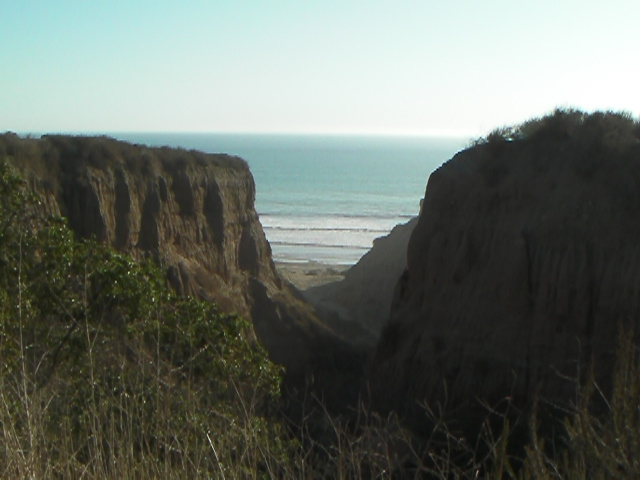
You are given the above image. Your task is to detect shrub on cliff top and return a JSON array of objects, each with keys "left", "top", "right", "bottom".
[{"left": 473, "top": 108, "right": 640, "bottom": 152}]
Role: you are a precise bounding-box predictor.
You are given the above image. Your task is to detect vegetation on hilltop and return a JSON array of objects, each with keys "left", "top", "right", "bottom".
[
  {"left": 0, "top": 132, "right": 248, "bottom": 171},
  {"left": 473, "top": 108, "right": 640, "bottom": 152}
]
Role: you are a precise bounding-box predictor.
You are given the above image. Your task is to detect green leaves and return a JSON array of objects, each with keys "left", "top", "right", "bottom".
[{"left": 0, "top": 157, "right": 286, "bottom": 476}]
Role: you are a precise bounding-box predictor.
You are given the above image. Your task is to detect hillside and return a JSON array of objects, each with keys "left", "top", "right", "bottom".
[
  {"left": 5, "top": 112, "right": 640, "bottom": 477},
  {"left": 0, "top": 133, "right": 361, "bottom": 380},
  {"left": 370, "top": 110, "right": 640, "bottom": 432}
]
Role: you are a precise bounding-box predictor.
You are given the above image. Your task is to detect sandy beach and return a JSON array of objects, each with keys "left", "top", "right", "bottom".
[{"left": 275, "top": 261, "right": 348, "bottom": 291}]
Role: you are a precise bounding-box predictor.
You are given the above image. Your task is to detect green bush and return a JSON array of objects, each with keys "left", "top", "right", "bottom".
[{"left": 0, "top": 159, "right": 289, "bottom": 478}]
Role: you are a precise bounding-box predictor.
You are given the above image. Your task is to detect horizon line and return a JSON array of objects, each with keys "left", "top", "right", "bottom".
[{"left": 6, "top": 128, "right": 478, "bottom": 140}]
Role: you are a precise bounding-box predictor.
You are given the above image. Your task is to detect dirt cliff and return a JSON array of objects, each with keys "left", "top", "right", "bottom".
[
  {"left": 0, "top": 133, "right": 348, "bottom": 373},
  {"left": 370, "top": 111, "right": 640, "bottom": 426},
  {"left": 306, "top": 218, "right": 418, "bottom": 343}
]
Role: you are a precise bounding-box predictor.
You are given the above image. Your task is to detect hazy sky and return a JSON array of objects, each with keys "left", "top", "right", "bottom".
[{"left": 2, "top": 1, "right": 638, "bottom": 136}]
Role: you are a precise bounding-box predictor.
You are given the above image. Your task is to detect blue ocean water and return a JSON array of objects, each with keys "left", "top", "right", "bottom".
[{"left": 113, "top": 133, "right": 468, "bottom": 265}]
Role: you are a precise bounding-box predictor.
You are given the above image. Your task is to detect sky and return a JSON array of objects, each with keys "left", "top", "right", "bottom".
[{"left": 1, "top": 1, "right": 639, "bottom": 137}]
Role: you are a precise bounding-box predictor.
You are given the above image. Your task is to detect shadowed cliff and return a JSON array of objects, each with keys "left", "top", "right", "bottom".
[
  {"left": 305, "top": 217, "right": 418, "bottom": 344},
  {"left": 370, "top": 110, "right": 640, "bottom": 430},
  {"left": 0, "top": 133, "right": 362, "bottom": 386}
]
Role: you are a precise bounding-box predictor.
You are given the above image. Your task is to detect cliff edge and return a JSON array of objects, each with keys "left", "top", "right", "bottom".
[
  {"left": 371, "top": 110, "right": 640, "bottom": 427},
  {"left": 0, "top": 133, "right": 348, "bottom": 374}
]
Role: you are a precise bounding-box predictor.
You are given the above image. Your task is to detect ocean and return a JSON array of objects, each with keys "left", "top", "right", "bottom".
[{"left": 113, "top": 133, "right": 468, "bottom": 265}]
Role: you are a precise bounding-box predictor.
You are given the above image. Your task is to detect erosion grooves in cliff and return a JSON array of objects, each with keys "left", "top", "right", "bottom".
[
  {"left": 370, "top": 112, "right": 640, "bottom": 429},
  {"left": 1, "top": 133, "right": 362, "bottom": 383}
]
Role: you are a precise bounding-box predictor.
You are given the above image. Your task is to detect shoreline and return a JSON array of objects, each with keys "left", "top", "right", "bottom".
[{"left": 275, "top": 261, "right": 349, "bottom": 291}]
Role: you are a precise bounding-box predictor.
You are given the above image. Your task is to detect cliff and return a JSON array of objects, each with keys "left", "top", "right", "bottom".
[
  {"left": 306, "top": 217, "right": 418, "bottom": 342},
  {"left": 0, "top": 133, "right": 348, "bottom": 374},
  {"left": 370, "top": 111, "right": 640, "bottom": 427}
]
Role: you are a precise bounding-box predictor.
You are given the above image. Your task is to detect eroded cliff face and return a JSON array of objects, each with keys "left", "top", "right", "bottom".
[
  {"left": 371, "top": 118, "right": 640, "bottom": 426},
  {"left": 306, "top": 218, "right": 418, "bottom": 343},
  {"left": 1, "top": 134, "right": 342, "bottom": 372}
]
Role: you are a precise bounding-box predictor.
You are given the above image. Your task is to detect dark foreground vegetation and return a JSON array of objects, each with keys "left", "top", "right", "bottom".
[{"left": 2, "top": 109, "right": 640, "bottom": 478}]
